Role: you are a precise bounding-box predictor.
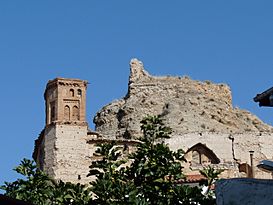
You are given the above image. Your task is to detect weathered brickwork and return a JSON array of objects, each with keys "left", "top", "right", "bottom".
[
  {"left": 33, "top": 60, "right": 273, "bottom": 184},
  {"left": 44, "top": 78, "right": 87, "bottom": 126}
]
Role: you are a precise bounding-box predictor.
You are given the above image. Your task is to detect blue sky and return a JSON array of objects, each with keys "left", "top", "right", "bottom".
[{"left": 1, "top": 1, "right": 273, "bottom": 188}]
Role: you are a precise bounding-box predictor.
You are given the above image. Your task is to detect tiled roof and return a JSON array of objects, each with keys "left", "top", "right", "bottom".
[
  {"left": 176, "top": 174, "right": 207, "bottom": 184},
  {"left": 185, "top": 174, "right": 207, "bottom": 183}
]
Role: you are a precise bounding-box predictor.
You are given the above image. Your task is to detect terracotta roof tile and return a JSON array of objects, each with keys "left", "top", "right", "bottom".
[{"left": 185, "top": 174, "right": 206, "bottom": 183}]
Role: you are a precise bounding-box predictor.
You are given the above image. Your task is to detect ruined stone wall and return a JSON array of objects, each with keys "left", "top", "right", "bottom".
[
  {"left": 166, "top": 132, "right": 273, "bottom": 179},
  {"left": 41, "top": 128, "right": 273, "bottom": 182},
  {"left": 42, "top": 124, "right": 92, "bottom": 184},
  {"left": 94, "top": 59, "right": 273, "bottom": 140},
  {"left": 43, "top": 126, "right": 56, "bottom": 178},
  {"left": 35, "top": 123, "right": 138, "bottom": 183},
  {"left": 35, "top": 59, "right": 273, "bottom": 184},
  {"left": 93, "top": 58, "right": 273, "bottom": 180}
]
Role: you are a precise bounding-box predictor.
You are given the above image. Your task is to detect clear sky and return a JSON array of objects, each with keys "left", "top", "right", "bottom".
[{"left": 1, "top": 1, "right": 273, "bottom": 188}]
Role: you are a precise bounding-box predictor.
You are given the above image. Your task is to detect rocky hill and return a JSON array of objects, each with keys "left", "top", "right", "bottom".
[{"left": 94, "top": 59, "right": 273, "bottom": 139}]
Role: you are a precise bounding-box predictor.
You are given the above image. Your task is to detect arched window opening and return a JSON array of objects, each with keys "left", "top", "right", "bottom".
[
  {"left": 70, "top": 89, "right": 74, "bottom": 97},
  {"left": 77, "top": 89, "right": 82, "bottom": 96},
  {"left": 185, "top": 143, "right": 220, "bottom": 166},
  {"left": 72, "top": 106, "right": 80, "bottom": 121},
  {"left": 50, "top": 102, "right": 55, "bottom": 123},
  {"left": 64, "top": 105, "right": 70, "bottom": 121}
]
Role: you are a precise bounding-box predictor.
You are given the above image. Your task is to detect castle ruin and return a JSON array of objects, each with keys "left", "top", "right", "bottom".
[{"left": 33, "top": 59, "right": 273, "bottom": 183}]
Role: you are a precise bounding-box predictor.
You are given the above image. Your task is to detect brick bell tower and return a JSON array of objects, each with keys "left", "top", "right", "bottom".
[
  {"left": 34, "top": 78, "right": 91, "bottom": 183},
  {"left": 44, "top": 78, "right": 88, "bottom": 126}
]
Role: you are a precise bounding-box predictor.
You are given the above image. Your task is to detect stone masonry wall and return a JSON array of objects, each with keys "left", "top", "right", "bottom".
[
  {"left": 43, "top": 124, "right": 92, "bottom": 184},
  {"left": 43, "top": 126, "right": 57, "bottom": 178},
  {"left": 166, "top": 132, "right": 273, "bottom": 179},
  {"left": 35, "top": 59, "right": 273, "bottom": 184},
  {"left": 42, "top": 128, "right": 273, "bottom": 181},
  {"left": 92, "top": 58, "right": 273, "bottom": 180}
]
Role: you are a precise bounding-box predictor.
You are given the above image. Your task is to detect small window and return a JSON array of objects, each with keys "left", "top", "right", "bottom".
[
  {"left": 64, "top": 105, "right": 70, "bottom": 121},
  {"left": 70, "top": 89, "right": 74, "bottom": 97},
  {"left": 72, "top": 105, "right": 80, "bottom": 121},
  {"left": 77, "top": 89, "right": 82, "bottom": 96},
  {"left": 186, "top": 143, "right": 220, "bottom": 166},
  {"left": 50, "top": 102, "right": 55, "bottom": 123}
]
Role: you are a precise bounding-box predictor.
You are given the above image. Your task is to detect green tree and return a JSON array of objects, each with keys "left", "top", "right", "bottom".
[
  {"left": 89, "top": 115, "right": 219, "bottom": 204},
  {"left": 200, "top": 166, "right": 223, "bottom": 196},
  {"left": 1, "top": 159, "right": 92, "bottom": 205},
  {"left": 2, "top": 115, "right": 221, "bottom": 204},
  {"left": 88, "top": 142, "right": 135, "bottom": 204}
]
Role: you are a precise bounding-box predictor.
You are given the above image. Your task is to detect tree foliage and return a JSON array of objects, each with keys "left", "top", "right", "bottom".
[
  {"left": 1, "top": 159, "right": 92, "bottom": 205},
  {"left": 2, "top": 115, "right": 221, "bottom": 204},
  {"left": 89, "top": 116, "right": 219, "bottom": 204}
]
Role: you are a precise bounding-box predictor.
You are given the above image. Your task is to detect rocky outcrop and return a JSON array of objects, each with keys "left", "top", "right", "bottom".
[{"left": 94, "top": 59, "right": 273, "bottom": 139}]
